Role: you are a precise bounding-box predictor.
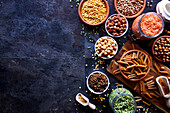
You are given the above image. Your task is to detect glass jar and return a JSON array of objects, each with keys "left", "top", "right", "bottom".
[
  {"left": 109, "top": 85, "right": 136, "bottom": 113},
  {"left": 132, "top": 12, "right": 164, "bottom": 40}
]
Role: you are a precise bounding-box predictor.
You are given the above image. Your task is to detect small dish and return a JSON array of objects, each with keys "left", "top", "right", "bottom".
[
  {"left": 76, "top": 93, "right": 96, "bottom": 110},
  {"left": 95, "top": 36, "right": 118, "bottom": 59},
  {"left": 118, "top": 50, "right": 151, "bottom": 81},
  {"left": 163, "top": 1, "right": 170, "bottom": 16},
  {"left": 87, "top": 71, "right": 110, "bottom": 94},
  {"left": 114, "top": 0, "right": 146, "bottom": 18},
  {"left": 152, "top": 36, "right": 170, "bottom": 62},
  {"left": 156, "top": 0, "right": 170, "bottom": 23},
  {"left": 78, "top": 0, "right": 109, "bottom": 26},
  {"left": 105, "top": 14, "right": 128, "bottom": 38},
  {"left": 156, "top": 76, "right": 170, "bottom": 108}
]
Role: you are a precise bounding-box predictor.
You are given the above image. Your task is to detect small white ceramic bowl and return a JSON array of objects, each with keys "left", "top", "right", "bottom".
[
  {"left": 86, "top": 71, "right": 110, "bottom": 94},
  {"left": 105, "top": 14, "right": 129, "bottom": 38},
  {"left": 95, "top": 36, "right": 118, "bottom": 59},
  {"left": 156, "top": 0, "right": 170, "bottom": 23}
]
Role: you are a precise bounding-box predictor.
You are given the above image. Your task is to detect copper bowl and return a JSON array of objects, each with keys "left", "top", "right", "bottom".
[
  {"left": 152, "top": 36, "right": 170, "bottom": 62},
  {"left": 119, "top": 50, "right": 151, "bottom": 81},
  {"left": 114, "top": 0, "right": 146, "bottom": 18},
  {"left": 78, "top": 0, "right": 110, "bottom": 26}
]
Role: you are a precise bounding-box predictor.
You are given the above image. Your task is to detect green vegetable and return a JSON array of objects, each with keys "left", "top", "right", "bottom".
[
  {"left": 84, "top": 33, "right": 87, "bottom": 36},
  {"left": 80, "top": 31, "right": 83, "bottom": 35},
  {"left": 114, "top": 95, "right": 135, "bottom": 113}
]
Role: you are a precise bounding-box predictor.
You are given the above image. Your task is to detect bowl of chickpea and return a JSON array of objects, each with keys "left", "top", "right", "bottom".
[{"left": 95, "top": 36, "right": 118, "bottom": 59}]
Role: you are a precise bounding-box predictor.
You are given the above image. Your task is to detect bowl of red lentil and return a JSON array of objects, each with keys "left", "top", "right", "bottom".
[
  {"left": 78, "top": 0, "right": 109, "bottom": 26},
  {"left": 114, "top": 0, "right": 146, "bottom": 18}
]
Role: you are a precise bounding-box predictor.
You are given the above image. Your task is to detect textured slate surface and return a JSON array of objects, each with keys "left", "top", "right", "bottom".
[{"left": 0, "top": 0, "right": 169, "bottom": 113}]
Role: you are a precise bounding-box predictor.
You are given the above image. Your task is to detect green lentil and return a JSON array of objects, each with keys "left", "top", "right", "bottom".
[
  {"left": 80, "top": 31, "right": 83, "bottom": 35},
  {"left": 84, "top": 33, "right": 87, "bottom": 36}
]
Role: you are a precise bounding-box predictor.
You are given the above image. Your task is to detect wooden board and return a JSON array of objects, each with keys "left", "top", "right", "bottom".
[{"left": 107, "top": 40, "right": 170, "bottom": 113}]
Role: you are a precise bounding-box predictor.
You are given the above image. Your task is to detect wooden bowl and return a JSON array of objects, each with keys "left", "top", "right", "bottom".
[
  {"left": 114, "top": 0, "right": 146, "bottom": 18},
  {"left": 152, "top": 36, "right": 170, "bottom": 62},
  {"left": 119, "top": 50, "right": 151, "bottom": 81},
  {"left": 78, "top": 0, "right": 109, "bottom": 26}
]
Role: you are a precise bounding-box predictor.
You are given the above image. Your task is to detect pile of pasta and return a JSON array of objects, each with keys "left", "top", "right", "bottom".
[{"left": 118, "top": 50, "right": 150, "bottom": 80}]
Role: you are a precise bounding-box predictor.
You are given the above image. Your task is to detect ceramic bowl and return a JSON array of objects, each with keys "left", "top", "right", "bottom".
[
  {"left": 114, "top": 0, "right": 146, "bottom": 18},
  {"left": 95, "top": 36, "right": 118, "bottom": 59},
  {"left": 105, "top": 14, "right": 129, "bottom": 38},
  {"left": 152, "top": 36, "right": 170, "bottom": 62},
  {"left": 78, "top": 0, "right": 109, "bottom": 26},
  {"left": 119, "top": 50, "right": 151, "bottom": 81},
  {"left": 86, "top": 71, "right": 110, "bottom": 94}
]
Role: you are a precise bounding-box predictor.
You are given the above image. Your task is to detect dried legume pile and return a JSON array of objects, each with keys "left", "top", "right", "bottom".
[
  {"left": 117, "top": 0, "right": 144, "bottom": 16},
  {"left": 88, "top": 72, "right": 108, "bottom": 92},
  {"left": 81, "top": 0, "right": 107, "bottom": 24},
  {"left": 95, "top": 36, "right": 117, "bottom": 58},
  {"left": 153, "top": 37, "right": 170, "bottom": 62},
  {"left": 106, "top": 15, "right": 127, "bottom": 36}
]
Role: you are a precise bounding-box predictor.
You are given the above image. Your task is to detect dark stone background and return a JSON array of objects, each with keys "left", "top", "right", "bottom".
[{"left": 0, "top": 0, "right": 169, "bottom": 113}]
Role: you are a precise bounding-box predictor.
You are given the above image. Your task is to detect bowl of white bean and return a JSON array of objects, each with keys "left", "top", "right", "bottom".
[{"left": 95, "top": 36, "right": 118, "bottom": 59}]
